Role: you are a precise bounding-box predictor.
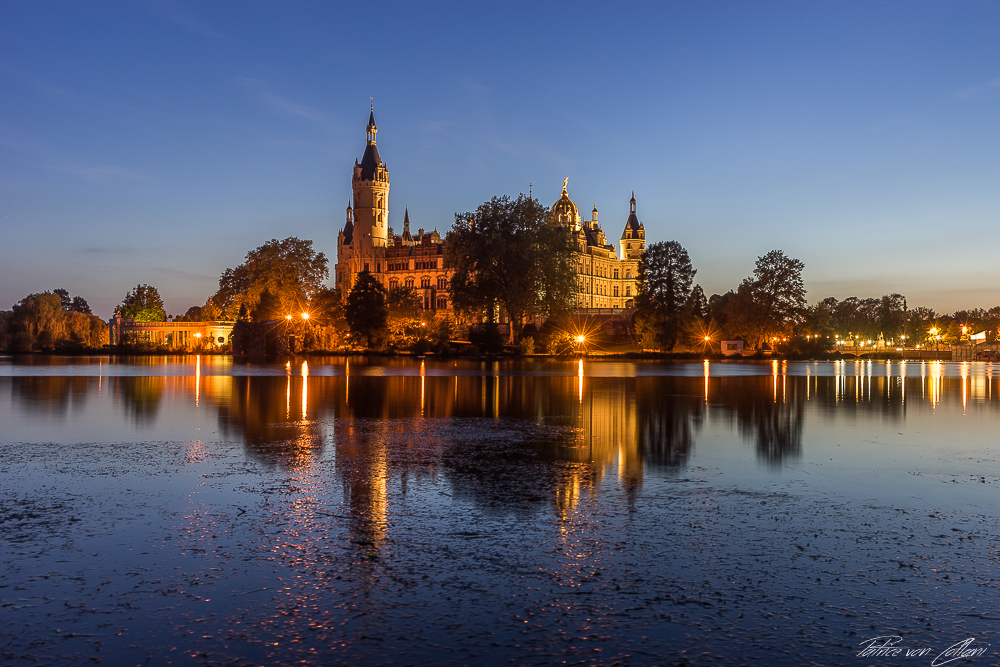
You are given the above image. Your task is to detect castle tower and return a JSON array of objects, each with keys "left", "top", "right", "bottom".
[
  {"left": 619, "top": 191, "right": 645, "bottom": 260},
  {"left": 352, "top": 105, "right": 390, "bottom": 256}
]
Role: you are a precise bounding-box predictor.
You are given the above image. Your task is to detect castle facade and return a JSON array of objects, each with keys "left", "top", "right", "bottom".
[{"left": 334, "top": 109, "right": 646, "bottom": 316}]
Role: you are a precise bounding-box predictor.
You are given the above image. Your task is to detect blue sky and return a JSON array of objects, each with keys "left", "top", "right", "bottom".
[{"left": 2, "top": 1, "right": 999, "bottom": 318}]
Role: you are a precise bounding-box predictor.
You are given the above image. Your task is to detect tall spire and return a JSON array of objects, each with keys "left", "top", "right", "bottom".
[
  {"left": 630, "top": 190, "right": 636, "bottom": 213},
  {"left": 367, "top": 100, "right": 377, "bottom": 144}
]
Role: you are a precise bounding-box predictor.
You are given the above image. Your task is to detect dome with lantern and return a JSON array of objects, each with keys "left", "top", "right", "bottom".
[{"left": 550, "top": 178, "right": 582, "bottom": 228}]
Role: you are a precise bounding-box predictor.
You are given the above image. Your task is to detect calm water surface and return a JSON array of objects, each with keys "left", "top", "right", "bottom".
[{"left": 1, "top": 356, "right": 999, "bottom": 665}]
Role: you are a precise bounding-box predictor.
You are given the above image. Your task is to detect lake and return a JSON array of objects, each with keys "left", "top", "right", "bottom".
[{"left": 2, "top": 356, "right": 998, "bottom": 665}]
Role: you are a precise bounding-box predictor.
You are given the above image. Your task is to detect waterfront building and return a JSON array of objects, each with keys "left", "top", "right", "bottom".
[
  {"left": 108, "top": 316, "right": 235, "bottom": 349},
  {"left": 334, "top": 106, "right": 453, "bottom": 314},
  {"left": 549, "top": 179, "right": 643, "bottom": 311},
  {"left": 334, "top": 107, "right": 647, "bottom": 318}
]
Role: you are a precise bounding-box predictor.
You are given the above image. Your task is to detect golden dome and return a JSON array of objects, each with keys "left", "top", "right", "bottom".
[{"left": 550, "top": 178, "right": 581, "bottom": 227}]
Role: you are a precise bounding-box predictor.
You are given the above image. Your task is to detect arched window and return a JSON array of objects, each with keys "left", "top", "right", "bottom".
[
  {"left": 421, "top": 277, "right": 430, "bottom": 288},
  {"left": 437, "top": 277, "right": 447, "bottom": 290},
  {"left": 614, "top": 268, "right": 619, "bottom": 280},
  {"left": 625, "top": 269, "right": 631, "bottom": 279},
  {"left": 390, "top": 279, "right": 399, "bottom": 289},
  {"left": 405, "top": 278, "right": 414, "bottom": 289},
  {"left": 437, "top": 297, "right": 447, "bottom": 309}
]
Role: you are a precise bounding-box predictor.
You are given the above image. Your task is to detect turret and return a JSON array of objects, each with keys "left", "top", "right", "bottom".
[
  {"left": 619, "top": 191, "right": 645, "bottom": 260},
  {"left": 351, "top": 103, "right": 390, "bottom": 252}
]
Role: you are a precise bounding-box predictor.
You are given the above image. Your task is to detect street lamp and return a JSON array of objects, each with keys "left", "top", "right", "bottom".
[{"left": 301, "top": 312, "right": 310, "bottom": 320}]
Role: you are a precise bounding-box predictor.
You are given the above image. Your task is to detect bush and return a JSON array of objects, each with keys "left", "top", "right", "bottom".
[
  {"left": 518, "top": 336, "right": 535, "bottom": 355},
  {"left": 469, "top": 322, "right": 504, "bottom": 354}
]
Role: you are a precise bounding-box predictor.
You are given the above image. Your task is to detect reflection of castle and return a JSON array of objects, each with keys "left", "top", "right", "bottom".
[{"left": 334, "top": 107, "right": 646, "bottom": 315}]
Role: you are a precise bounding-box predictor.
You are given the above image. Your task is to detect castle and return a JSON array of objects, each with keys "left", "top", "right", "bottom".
[{"left": 334, "top": 107, "right": 645, "bottom": 317}]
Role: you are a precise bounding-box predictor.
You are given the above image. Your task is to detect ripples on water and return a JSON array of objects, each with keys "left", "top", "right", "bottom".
[{"left": 1, "top": 356, "right": 998, "bottom": 665}]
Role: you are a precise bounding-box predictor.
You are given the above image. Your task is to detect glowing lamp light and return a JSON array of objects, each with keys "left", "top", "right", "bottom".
[
  {"left": 575, "top": 335, "right": 586, "bottom": 344},
  {"left": 285, "top": 314, "right": 293, "bottom": 321},
  {"left": 301, "top": 312, "right": 310, "bottom": 320},
  {"left": 194, "top": 333, "right": 201, "bottom": 338},
  {"left": 704, "top": 336, "right": 710, "bottom": 341}
]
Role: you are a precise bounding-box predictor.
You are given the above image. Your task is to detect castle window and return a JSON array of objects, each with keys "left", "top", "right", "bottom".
[
  {"left": 614, "top": 269, "right": 619, "bottom": 280},
  {"left": 364, "top": 262, "right": 369, "bottom": 272},
  {"left": 405, "top": 278, "right": 414, "bottom": 289},
  {"left": 614, "top": 286, "right": 619, "bottom": 297},
  {"left": 626, "top": 269, "right": 631, "bottom": 279},
  {"left": 437, "top": 277, "right": 447, "bottom": 290},
  {"left": 390, "top": 279, "right": 399, "bottom": 289},
  {"left": 437, "top": 297, "right": 447, "bottom": 309},
  {"left": 421, "top": 278, "right": 430, "bottom": 288},
  {"left": 625, "top": 286, "right": 631, "bottom": 297}
]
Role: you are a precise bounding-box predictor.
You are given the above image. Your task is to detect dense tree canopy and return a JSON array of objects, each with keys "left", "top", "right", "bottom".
[
  {"left": 212, "top": 237, "right": 328, "bottom": 321},
  {"left": 345, "top": 271, "right": 388, "bottom": 348},
  {"left": 446, "top": 194, "right": 575, "bottom": 342},
  {"left": 0, "top": 291, "right": 107, "bottom": 352},
  {"left": 119, "top": 284, "right": 166, "bottom": 322},
  {"left": 723, "top": 250, "right": 806, "bottom": 348},
  {"left": 386, "top": 284, "right": 421, "bottom": 342},
  {"left": 634, "top": 240, "right": 696, "bottom": 350},
  {"left": 53, "top": 288, "right": 92, "bottom": 314}
]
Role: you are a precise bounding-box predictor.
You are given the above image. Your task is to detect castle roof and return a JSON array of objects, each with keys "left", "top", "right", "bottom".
[
  {"left": 551, "top": 178, "right": 581, "bottom": 226},
  {"left": 358, "top": 143, "right": 382, "bottom": 181},
  {"left": 621, "top": 190, "right": 642, "bottom": 237}
]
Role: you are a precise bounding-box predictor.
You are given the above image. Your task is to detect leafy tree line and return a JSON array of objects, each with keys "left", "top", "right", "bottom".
[
  {"left": 635, "top": 240, "right": 1000, "bottom": 352},
  {"left": 0, "top": 289, "right": 106, "bottom": 352}
]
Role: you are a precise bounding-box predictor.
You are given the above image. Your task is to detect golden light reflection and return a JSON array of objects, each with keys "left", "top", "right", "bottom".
[
  {"left": 772, "top": 360, "right": 778, "bottom": 403},
  {"left": 195, "top": 354, "right": 201, "bottom": 407},
  {"left": 703, "top": 359, "right": 709, "bottom": 404},
  {"left": 960, "top": 362, "right": 968, "bottom": 413},
  {"left": 301, "top": 361, "right": 309, "bottom": 420},
  {"left": 578, "top": 358, "right": 584, "bottom": 403},
  {"left": 420, "top": 359, "right": 426, "bottom": 417}
]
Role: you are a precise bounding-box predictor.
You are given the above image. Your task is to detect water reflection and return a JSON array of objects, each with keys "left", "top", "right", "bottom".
[{"left": 9, "top": 361, "right": 1000, "bottom": 477}]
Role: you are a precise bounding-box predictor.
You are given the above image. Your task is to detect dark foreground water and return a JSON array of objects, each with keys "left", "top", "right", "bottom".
[{"left": 2, "top": 356, "right": 999, "bottom": 666}]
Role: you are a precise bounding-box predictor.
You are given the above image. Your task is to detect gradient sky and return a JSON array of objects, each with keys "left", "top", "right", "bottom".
[{"left": 2, "top": 1, "right": 999, "bottom": 318}]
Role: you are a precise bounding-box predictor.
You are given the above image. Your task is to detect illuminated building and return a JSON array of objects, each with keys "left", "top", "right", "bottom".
[
  {"left": 108, "top": 316, "right": 235, "bottom": 349},
  {"left": 550, "top": 179, "right": 643, "bottom": 310},
  {"left": 334, "top": 107, "right": 646, "bottom": 316}
]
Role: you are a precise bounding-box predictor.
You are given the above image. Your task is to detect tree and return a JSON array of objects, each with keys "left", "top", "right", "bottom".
[
  {"left": 54, "top": 288, "right": 72, "bottom": 310},
  {"left": 4, "top": 291, "right": 107, "bottom": 351},
  {"left": 726, "top": 250, "right": 806, "bottom": 349},
  {"left": 51, "top": 288, "right": 91, "bottom": 314},
  {"left": 70, "top": 296, "right": 92, "bottom": 314},
  {"left": 446, "top": 194, "right": 575, "bottom": 342},
  {"left": 345, "top": 271, "right": 388, "bottom": 348},
  {"left": 120, "top": 284, "right": 166, "bottom": 322},
  {"left": 212, "top": 237, "right": 328, "bottom": 321},
  {"left": 386, "top": 284, "right": 421, "bottom": 343},
  {"left": 686, "top": 284, "right": 709, "bottom": 322},
  {"left": 635, "top": 240, "right": 696, "bottom": 350}
]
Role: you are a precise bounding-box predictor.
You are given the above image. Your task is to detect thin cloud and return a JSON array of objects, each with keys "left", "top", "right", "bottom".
[
  {"left": 143, "top": 0, "right": 232, "bottom": 41},
  {"left": 79, "top": 246, "right": 137, "bottom": 254},
  {"left": 49, "top": 161, "right": 152, "bottom": 184},
  {"left": 236, "top": 77, "right": 331, "bottom": 124},
  {"left": 953, "top": 76, "right": 1000, "bottom": 100},
  {"left": 153, "top": 267, "right": 216, "bottom": 281}
]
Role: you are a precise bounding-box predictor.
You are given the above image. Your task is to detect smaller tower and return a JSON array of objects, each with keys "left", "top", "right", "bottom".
[
  {"left": 619, "top": 191, "right": 645, "bottom": 260},
  {"left": 401, "top": 206, "right": 415, "bottom": 245}
]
